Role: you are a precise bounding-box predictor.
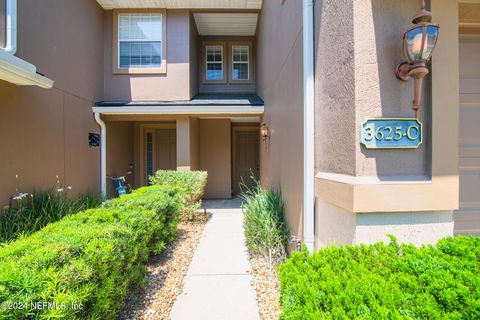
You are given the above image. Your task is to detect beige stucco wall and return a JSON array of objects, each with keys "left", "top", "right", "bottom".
[
  {"left": 355, "top": 211, "right": 454, "bottom": 246},
  {"left": 256, "top": 0, "right": 304, "bottom": 239},
  {"left": 314, "top": 0, "right": 356, "bottom": 176},
  {"left": 313, "top": 0, "right": 458, "bottom": 247},
  {"left": 354, "top": 0, "right": 428, "bottom": 176},
  {"left": 316, "top": 198, "right": 454, "bottom": 249},
  {"left": 0, "top": 0, "right": 104, "bottom": 208},
  {"left": 189, "top": 117, "right": 200, "bottom": 171},
  {"left": 176, "top": 116, "right": 191, "bottom": 171},
  {"left": 190, "top": 14, "right": 199, "bottom": 98},
  {"left": 103, "top": 9, "right": 196, "bottom": 102},
  {"left": 199, "top": 119, "right": 231, "bottom": 199},
  {"left": 106, "top": 121, "right": 134, "bottom": 197},
  {"left": 315, "top": 0, "right": 427, "bottom": 178}
]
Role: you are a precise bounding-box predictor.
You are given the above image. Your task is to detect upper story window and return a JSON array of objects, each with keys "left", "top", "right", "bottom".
[
  {"left": 113, "top": 10, "right": 167, "bottom": 74},
  {"left": 232, "top": 45, "right": 249, "bottom": 81},
  {"left": 206, "top": 45, "right": 224, "bottom": 81},
  {"left": 202, "top": 41, "right": 253, "bottom": 85},
  {"left": 119, "top": 13, "right": 162, "bottom": 69}
]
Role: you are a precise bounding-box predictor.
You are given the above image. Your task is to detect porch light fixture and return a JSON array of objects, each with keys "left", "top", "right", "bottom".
[
  {"left": 395, "top": 0, "right": 439, "bottom": 118},
  {"left": 260, "top": 122, "right": 270, "bottom": 142}
]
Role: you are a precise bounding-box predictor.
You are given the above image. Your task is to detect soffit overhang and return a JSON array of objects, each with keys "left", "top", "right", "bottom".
[
  {"left": 96, "top": 0, "right": 262, "bottom": 10},
  {"left": 193, "top": 13, "right": 258, "bottom": 36}
]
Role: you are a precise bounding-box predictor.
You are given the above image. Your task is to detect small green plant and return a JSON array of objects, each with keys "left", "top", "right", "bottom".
[
  {"left": 0, "top": 185, "right": 182, "bottom": 319},
  {"left": 0, "top": 189, "right": 102, "bottom": 242},
  {"left": 150, "top": 170, "right": 207, "bottom": 220},
  {"left": 240, "top": 180, "right": 289, "bottom": 274},
  {"left": 279, "top": 236, "right": 480, "bottom": 319}
]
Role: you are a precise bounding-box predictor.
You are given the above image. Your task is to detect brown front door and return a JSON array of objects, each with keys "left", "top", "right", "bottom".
[
  {"left": 156, "top": 129, "right": 177, "bottom": 171},
  {"left": 232, "top": 128, "right": 259, "bottom": 195}
]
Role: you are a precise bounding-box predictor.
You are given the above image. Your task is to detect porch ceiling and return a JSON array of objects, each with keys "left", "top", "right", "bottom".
[
  {"left": 95, "top": 0, "right": 262, "bottom": 10},
  {"left": 193, "top": 13, "right": 258, "bottom": 36}
]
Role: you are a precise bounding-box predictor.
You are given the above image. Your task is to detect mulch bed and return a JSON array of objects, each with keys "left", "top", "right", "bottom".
[
  {"left": 119, "top": 213, "right": 210, "bottom": 320},
  {"left": 249, "top": 255, "right": 282, "bottom": 320}
]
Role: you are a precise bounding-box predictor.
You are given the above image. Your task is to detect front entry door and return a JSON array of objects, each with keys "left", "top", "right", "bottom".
[
  {"left": 144, "top": 128, "right": 176, "bottom": 184},
  {"left": 232, "top": 128, "right": 260, "bottom": 195}
]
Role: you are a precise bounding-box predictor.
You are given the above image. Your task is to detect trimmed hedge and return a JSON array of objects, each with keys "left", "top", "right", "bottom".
[
  {"left": 0, "top": 186, "right": 181, "bottom": 319},
  {"left": 150, "top": 170, "right": 207, "bottom": 219},
  {"left": 279, "top": 236, "right": 480, "bottom": 319}
]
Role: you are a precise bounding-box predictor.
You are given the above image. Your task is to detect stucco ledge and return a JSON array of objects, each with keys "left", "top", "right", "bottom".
[{"left": 315, "top": 172, "right": 459, "bottom": 213}]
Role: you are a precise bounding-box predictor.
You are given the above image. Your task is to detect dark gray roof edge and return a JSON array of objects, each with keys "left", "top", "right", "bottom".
[
  {"left": 95, "top": 94, "right": 264, "bottom": 107},
  {"left": 95, "top": 101, "right": 264, "bottom": 107}
]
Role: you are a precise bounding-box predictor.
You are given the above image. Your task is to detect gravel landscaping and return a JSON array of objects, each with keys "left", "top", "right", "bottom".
[
  {"left": 250, "top": 255, "right": 282, "bottom": 320},
  {"left": 119, "top": 213, "right": 210, "bottom": 320}
]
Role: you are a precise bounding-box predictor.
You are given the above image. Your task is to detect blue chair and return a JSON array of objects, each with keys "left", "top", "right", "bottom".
[{"left": 111, "top": 177, "right": 127, "bottom": 197}]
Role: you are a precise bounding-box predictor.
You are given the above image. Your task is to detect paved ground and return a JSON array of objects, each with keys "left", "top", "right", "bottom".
[{"left": 170, "top": 198, "right": 260, "bottom": 320}]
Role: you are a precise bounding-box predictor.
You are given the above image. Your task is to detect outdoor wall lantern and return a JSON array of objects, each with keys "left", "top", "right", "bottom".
[
  {"left": 395, "top": 0, "right": 439, "bottom": 118},
  {"left": 260, "top": 122, "right": 270, "bottom": 142}
]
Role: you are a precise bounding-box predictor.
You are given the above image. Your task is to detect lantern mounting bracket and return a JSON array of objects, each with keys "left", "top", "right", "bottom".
[
  {"left": 395, "top": 61, "right": 428, "bottom": 82},
  {"left": 394, "top": 1, "right": 439, "bottom": 118}
]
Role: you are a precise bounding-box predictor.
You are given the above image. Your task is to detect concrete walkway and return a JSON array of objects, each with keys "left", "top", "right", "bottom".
[{"left": 170, "top": 199, "right": 260, "bottom": 320}]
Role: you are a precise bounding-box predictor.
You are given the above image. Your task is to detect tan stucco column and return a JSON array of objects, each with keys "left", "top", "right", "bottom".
[
  {"left": 313, "top": 0, "right": 459, "bottom": 248},
  {"left": 176, "top": 116, "right": 192, "bottom": 171}
]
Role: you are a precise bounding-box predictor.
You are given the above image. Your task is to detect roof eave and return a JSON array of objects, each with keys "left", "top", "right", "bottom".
[
  {"left": 0, "top": 50, "right": 54, "bottom": 89},
  {"left": 92, "top": 105, "right": 264, "bottom": 115}
]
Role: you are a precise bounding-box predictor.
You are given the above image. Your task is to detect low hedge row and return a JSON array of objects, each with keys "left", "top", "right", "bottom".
[
  {"left": 150, "top": 170, "right": 207, "bottom": 220},
  {"left": 279, "top": 236, "right": 480, "bottom": 319},
  {"left": 0, "top": 186, "right": 182, "bottom": 319}
]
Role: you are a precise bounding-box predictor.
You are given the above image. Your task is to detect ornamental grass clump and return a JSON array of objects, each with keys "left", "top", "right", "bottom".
[
  {"left": 240, "top": 181, "right": 289, "bottom": 274},
  {"left": 279, "top": 236, "right": 480, "bottom": 320},
  {"left": 150, "top": 170, "right": 207, "bottom": 220},
  {"left": 0, "top": 189, "right": 102, "bottom": 243},
  {"left": 0, "top": 185, "right": 182, "bottom": 320}
]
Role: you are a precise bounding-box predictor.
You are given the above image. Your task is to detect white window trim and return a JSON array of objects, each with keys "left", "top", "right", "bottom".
[
  {"left": 205, "top": 45, "right": 224, "bottom": 81},
  {"left": 112, "top": 9, "right": 167, "bottom": 75},
  {"left": 117, "top": 13, "right": 163, "bottom": 70},
  {"left": 231, "top": 45, "right": 250, "bottom": 81}
]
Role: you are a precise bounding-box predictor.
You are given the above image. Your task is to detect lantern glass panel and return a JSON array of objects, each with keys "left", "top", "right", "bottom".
[
  {"left": 405, "top": 26, "right": 424, "bottom": 63},
  {"left": 423, "top": 25, "right": 439, "bottom": 61}
]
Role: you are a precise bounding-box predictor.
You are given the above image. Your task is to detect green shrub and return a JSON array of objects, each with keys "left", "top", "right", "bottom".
[
  {"left": 0, "top": 190, "right": 102, "bottom": 243},
  {"left": 279, "top": 236, "right": 480, "bottom": 319},
  {"left": 240, "top": 181, "right": 289, "bottom": 273},
  {"left": 150, "top": 170, "right": 207, "bottom": 220},
  {"left": 0, "top": 185, "right": 182, "bottom": 319}
]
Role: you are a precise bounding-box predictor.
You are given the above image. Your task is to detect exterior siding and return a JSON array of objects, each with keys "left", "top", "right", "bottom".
[
  {"left": 103, "top": 9, "right": 194, "bottom": 101},
  {"left": 0, "top": 0, "right": 104, "bottom": 208},
  {"left": 189, "top": 13, "right": 199, "bottom": 98},
  {"left": 313, "top": 0, "right": 458, "bottom": 248},
  {"left": 199, "top": 119, "right": 231, "bottom": 199},
  {"left": 256, "top": 0, "right": 304, "bottom": 242}
]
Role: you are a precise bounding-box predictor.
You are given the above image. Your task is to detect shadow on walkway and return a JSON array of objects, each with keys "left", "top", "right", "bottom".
[{"left": 202, "top": 197, "right": 243, "bottom": 210}]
